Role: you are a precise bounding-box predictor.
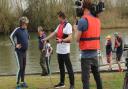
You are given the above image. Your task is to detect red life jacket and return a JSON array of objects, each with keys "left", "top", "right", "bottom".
[
  {"left": 57, "top": 23, "right": 65, "bottom": 39},
  {"left": 79, "top": 15, "right": 101, "bottom": 50},
  {"left": 57, "top": 22, "right": 67, "bottom": 39}
]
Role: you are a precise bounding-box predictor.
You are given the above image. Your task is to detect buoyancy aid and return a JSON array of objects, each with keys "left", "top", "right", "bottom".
[
  {"left": 79, "top": 15, "right": 101, "bottom": 50},
  {"left": 57, "top": 21, "right": 68, "bottom": 39}
]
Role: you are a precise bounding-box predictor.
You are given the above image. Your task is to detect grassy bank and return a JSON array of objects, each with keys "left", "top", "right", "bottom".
[{"left": 0, "top": 72, "right": 125, "bottom": 89}]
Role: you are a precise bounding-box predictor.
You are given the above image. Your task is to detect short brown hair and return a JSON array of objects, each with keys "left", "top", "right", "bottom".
[
  {"left": 82, "top": 0, "right": 92, "bottom": 10},
  {"left": 57, "top": 11, "right": 66, "bottom": 19}
]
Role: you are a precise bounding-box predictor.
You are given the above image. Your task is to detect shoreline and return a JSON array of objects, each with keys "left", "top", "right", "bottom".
[
  {"left": 0, "top": 61, "right": 126, "bottom": 77},
  {"left": 0, "top": 26, "right": 128, "bottom": 34},
  {"left": 0, "top": 69, "right": 126, "bottom": 77}
]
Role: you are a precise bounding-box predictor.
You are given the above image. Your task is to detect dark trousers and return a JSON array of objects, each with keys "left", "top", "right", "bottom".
[
  {"left": 40, "top": 51, "right": 47, "bottom": 74},
  {"left": 15, "top": 51, "right": 26, "bottom": 84},
  {"left": 116, "top": 51, "right": 123, "bottom": 61},
  {"left": 57, "top": 54, "right": 74, "bottom": 86},
  {"left": 81, "top": 58, "right": 103, "bottom": 89},
  {"left": 45, "top": 56, "right": 51, "bottom": 74}
]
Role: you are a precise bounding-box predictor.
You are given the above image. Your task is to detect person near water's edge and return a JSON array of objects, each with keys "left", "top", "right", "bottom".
[
  {"left": 105, "top": 35, "right": 112, "bottom": 71},
  {"left": 114, "top": 32, "right": 123, "bottom": 72},
  {"left": 75, "top": 0, "right": 103, "bottom": 89},
  {"left": 37, "top": 26, "right": 48, "bottom": 76},
  {"left": 10, "top": 17, "right": 29, "bottom": 89},
  {"left": 43, "top": 11, "right": 75, "bottom": 89},
  {"left": 45, "top": 40, "right": 53, "bottom": 74}
]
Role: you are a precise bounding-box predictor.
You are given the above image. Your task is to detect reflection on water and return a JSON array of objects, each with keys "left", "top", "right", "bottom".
[{"left": 0, "top": 28, "right": 128, "bottom": 75}]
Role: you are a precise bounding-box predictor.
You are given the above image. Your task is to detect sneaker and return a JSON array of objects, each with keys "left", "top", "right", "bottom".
[
  {"left": 54, "top": 83, "right": 65, "bottom": 88},
  {"left": 20, "top": 82, "right": 28, "bottom": 88},
  {"left": 41, "top": 73, "right": 48, "bottom": 76},
  {"left": 16, "top": 84, "right": 21, "bottom": 89},
  {"left": 69, "top": 85, "right": 74, "bottom": 89},
  {"left": 41, "top": 72, "right": 48, "bottom": 76}
]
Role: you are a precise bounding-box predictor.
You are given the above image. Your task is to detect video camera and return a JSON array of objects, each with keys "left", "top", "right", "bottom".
[{"left": 75, "top": 0, "right": 105, "bottom": 17}]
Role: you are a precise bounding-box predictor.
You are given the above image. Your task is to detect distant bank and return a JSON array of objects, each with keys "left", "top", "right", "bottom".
[{"left": 0, "top": 26, "right": 128, "bottom": 34}]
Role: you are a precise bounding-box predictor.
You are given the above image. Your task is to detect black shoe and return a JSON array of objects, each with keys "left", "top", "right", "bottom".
[
  {"left": 54, "top": 83, "right": 65, "bottom": 88},
  {"left": 41, "top": 73, "right": 48, "bottom": 76},
  {"left": 69, "top": 85, "right": 74, "bottom": 89}
]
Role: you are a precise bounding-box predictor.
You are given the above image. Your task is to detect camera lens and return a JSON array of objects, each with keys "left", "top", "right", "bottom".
[{"left": 75, "top": 0, "right": 81, "bottom": 6}]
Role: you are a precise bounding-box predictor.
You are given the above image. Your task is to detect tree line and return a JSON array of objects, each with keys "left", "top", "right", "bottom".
[{"left": 0, "top": 0, "right": 128, "bottom": 34}]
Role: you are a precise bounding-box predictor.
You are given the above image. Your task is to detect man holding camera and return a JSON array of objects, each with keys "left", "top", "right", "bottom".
[{"left": 75, "top": 0, "right": 103, "bottom": 89}]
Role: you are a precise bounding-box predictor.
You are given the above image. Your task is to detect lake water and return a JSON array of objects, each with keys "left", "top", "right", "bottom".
[{"left": 0, "top": 28, "right": 128, "bottom": 75}]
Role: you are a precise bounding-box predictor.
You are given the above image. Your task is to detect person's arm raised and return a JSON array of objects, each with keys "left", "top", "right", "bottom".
[{"left": 43, "top": 32, "right": 56, "bottom": 41}]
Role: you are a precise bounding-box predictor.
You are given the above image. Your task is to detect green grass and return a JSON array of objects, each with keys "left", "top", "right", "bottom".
[{"left": 0, "top": 72, "right": 125, "bottom": 89}]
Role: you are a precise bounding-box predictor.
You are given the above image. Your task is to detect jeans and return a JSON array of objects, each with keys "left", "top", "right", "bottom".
[{"left": 81, "top": 58, "right": 103, "bottom": 89}]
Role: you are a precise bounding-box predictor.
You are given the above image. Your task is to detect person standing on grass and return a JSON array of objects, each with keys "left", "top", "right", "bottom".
[
  {"left": 10, "top": 16, "right": 29, "bottom": 89},
  {"left": 75, "top": 0, "right": 103, "bottom": 89},
  {"left": 45, "top": 40, "right": 53, "bottom": 75},
  {"left": 43, "top": 11, "right": 75, "bottom": 89},
  {"left": 114, "top": 32, "right": 123, "bottom": 72},
  {"left": 37, "top": 26, "right": 48, "bottom": 76},
  {"left": 105, "top": 35, "right": 112, "bottom": 71}
]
